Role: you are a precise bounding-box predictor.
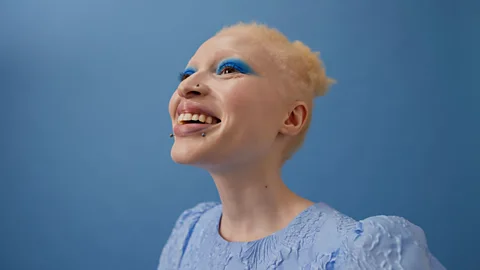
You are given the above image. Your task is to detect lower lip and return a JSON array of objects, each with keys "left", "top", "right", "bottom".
[{"left": 173, "top": 123, "right": 218, "bottom": 137}]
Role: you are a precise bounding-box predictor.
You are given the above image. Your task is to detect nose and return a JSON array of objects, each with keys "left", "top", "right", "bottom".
[{"left": 177, "top": 81, "right": 210, "bottom": 99}]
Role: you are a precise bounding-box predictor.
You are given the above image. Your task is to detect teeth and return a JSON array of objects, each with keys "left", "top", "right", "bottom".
[{"left": 177, "top": 113, "right": 218, "bottom": 124}]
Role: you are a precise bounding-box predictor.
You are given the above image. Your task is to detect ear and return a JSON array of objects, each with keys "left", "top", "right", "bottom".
[{"left": 279, "top": 101, "right": 308, "bottom": 136}]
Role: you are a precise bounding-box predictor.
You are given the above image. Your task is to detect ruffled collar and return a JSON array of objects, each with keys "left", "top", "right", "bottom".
[{"left": 206, "top": 203, "right": 330, "bottom": 269}]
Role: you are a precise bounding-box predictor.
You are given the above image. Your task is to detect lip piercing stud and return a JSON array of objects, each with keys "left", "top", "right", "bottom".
[
  {"left": 169, "top": 134, "right": 174, "bottom": 138},
  {"left": 201, "top": 133, "right": 206, "bottom": 137},
  {"left": 196, "top": 84, "right": 200, "bottom": 87}
]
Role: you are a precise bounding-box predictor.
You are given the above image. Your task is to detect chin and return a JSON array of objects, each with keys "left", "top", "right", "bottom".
[
  {"left": 171, "top": 145, "right": 197, "bottom": 164},
  {"left": 170, "top": 139, "right": 221, "bottom": 166}
]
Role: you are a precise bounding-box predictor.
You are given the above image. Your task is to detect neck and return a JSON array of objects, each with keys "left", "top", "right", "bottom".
[{"left": 208, "top": 156, "right": 313, "bottom": 242}]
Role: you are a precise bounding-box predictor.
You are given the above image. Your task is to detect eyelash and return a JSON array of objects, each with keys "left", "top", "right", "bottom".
[
  {"left": 178, "top": 62, "right": 242, "bottom": 82},
  {"left": 216, "top": 63, "right": 240, "bottom": 75},
  {"left": 178, "top": 70, "right": 195, "bottom": 82}
]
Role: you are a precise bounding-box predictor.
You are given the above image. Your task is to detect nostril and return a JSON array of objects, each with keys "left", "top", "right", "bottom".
[{"left": 186, "top": 90, "right": 202, "bottom": 97}]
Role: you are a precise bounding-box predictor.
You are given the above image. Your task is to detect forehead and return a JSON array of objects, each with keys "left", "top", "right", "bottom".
[{"left": 187, "top": 32, "right": 275, "bottom": 73}]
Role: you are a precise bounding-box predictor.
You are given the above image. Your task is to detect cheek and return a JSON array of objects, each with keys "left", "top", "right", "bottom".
[
  {"left": 224, "top": 86, "right": 283, "bottom": 133},
  {"left": 168, "top": 93, "right": 177, "bottom": 116},
  {"left": 225, "top": 80, "right": 279, "bottom": 111},
  {"left": 225, "top": 89, "right": 264, "bottom": 116}
]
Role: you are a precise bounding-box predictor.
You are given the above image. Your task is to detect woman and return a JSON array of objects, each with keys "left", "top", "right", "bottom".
[{"left": 158, "top": 22, "right": 445, "bottom": 269}]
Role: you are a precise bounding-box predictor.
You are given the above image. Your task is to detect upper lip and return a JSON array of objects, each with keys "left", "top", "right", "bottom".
[{"left": 175, "top": 101, "right": 220, "bottom": 120}]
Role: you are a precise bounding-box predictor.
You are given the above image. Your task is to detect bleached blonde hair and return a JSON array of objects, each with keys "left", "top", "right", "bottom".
[{"left": 217, "top": 22, "right": 335, "bottom": 161}]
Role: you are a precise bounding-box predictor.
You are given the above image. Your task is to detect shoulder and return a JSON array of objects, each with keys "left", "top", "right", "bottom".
[
  {"left": 158, "top": 202, "right": 220, "bottom": 270},
  {"left": 355, "top": 215, "right": 428, "bottom": 246},
  {"left": 171, "top": 201, "right": 220, "bottom": 231},
  {"left": 336, "top": 215, "right": 445, "bottom": 270}
]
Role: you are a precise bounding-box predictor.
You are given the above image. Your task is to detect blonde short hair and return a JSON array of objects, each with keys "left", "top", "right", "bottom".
[{"left": 217, "top": 22, "right": 334, "bottom": 161}]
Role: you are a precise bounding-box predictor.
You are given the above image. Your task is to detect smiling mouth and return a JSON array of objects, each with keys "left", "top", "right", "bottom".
[{"left": 177, "top": 113, "right": 221, "bottom": 125}]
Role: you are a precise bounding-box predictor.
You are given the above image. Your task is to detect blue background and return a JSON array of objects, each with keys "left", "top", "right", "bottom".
[{"left": 1, "top": 0, "right": 478, "bottom": 269}]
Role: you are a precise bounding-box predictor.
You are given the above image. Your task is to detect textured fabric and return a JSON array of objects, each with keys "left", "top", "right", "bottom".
[{"left": 158, "top": 202, "right": 445, "bottom": 270}]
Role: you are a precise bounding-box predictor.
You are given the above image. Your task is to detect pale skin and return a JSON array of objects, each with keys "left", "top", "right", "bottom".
[{"left": 169, "top": 29, "right": 314, "bottom": 242}]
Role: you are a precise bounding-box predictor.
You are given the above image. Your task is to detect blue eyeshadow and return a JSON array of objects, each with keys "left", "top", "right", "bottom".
[
  {"left": 178, "top": 66, "right": 197, "bottom": 81},
  {"left": 216, "top": 58, "right": 256, "bottom": 75},
  {"left": 184, "top": 67, "right": 197, "bottom": 74}
]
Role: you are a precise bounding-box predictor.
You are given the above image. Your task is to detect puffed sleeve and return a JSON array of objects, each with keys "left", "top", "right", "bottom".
[
  {"left": 336, "top": 215, "right": 446, "bottom": 270},
  {"left": 158, "top": 202, "right": 219, "bottom": 270}
]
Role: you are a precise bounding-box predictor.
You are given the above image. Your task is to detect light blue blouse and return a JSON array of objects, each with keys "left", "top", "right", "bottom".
[{"left": 158, "top": 202, "right": 445, "bottom": 269}]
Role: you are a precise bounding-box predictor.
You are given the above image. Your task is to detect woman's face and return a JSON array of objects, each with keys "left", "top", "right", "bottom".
[{"left": 169, "top": 31, "right": 289, "bottom": 169}]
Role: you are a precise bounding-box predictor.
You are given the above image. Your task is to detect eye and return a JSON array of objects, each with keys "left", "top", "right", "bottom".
[
  {"left": 218, "top": 66, "right": 238, "bottom": 75},
  {"left": 178, "top": 68, "right": 196, "bottom": 82},
  {"left": 178, "top": 72, "right": 190, "bottom": 82},
  {"left": 216, "top": 58, "right": 256, "bottom": 76}
]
